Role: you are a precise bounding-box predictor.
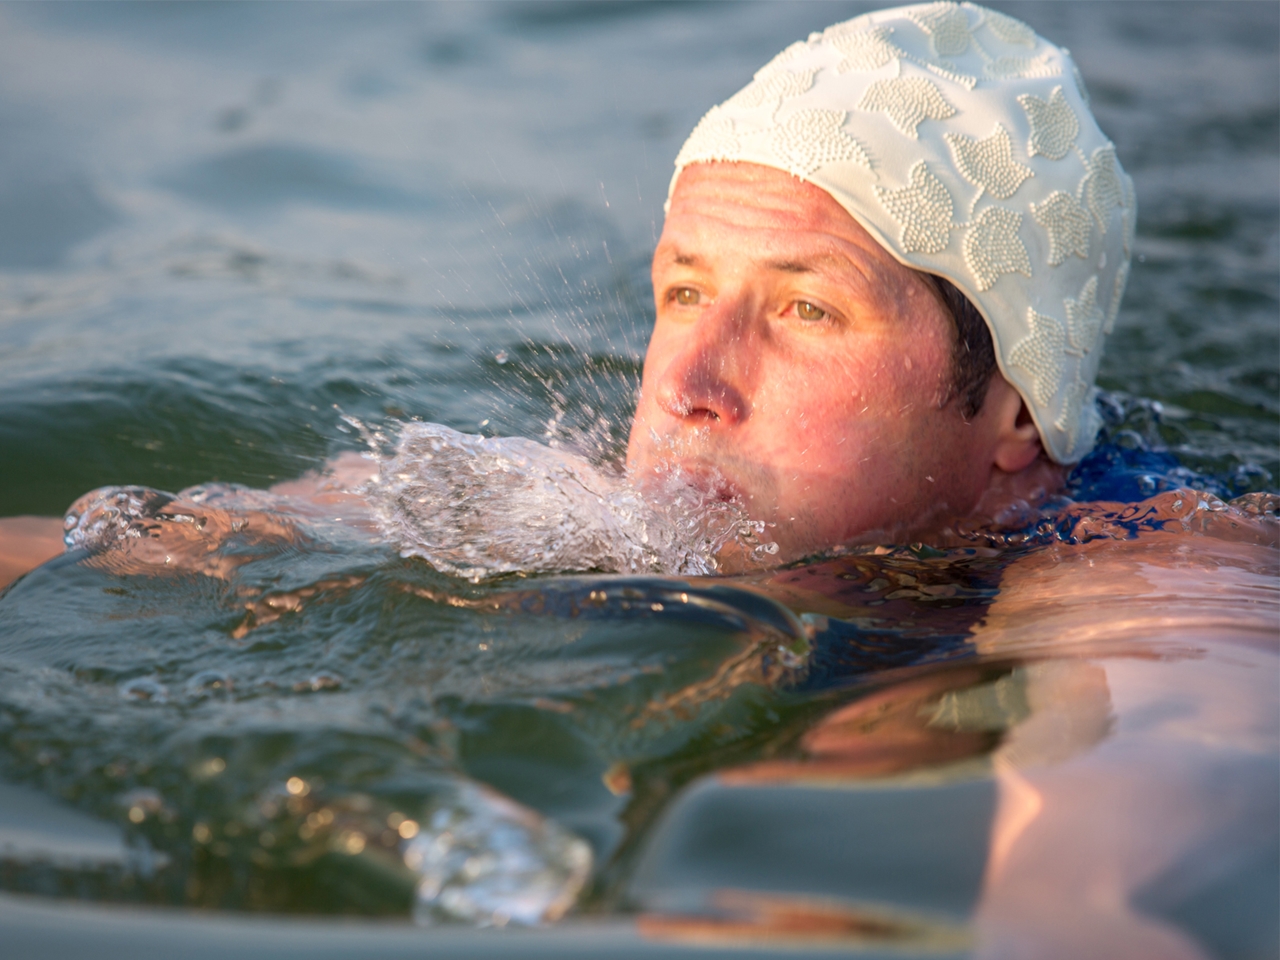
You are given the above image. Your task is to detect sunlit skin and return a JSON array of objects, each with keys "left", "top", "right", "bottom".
[{"left": 626, "top": 161, "right": 1049, "bottom": 564}]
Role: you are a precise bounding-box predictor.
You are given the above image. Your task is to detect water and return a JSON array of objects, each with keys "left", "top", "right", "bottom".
[
  {"left": 368, "top": 422, "right": 772, "bottom": 580},
  {"left": 0, "top": 2, "right": 1276, "bottom": 956}
]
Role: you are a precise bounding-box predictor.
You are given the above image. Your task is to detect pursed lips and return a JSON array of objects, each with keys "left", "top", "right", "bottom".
[{"left": 631, "top": 443, "right": 777, "bottom": 512}]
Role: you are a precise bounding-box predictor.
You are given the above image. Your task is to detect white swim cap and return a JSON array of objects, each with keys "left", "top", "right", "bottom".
[{"left": 668, "top": 1, "right": 1134, "bottom": 464}]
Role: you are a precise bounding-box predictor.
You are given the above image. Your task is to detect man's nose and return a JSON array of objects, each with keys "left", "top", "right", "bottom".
[{"left": 654, "top": 297, "right": 753, "bottom": 426}]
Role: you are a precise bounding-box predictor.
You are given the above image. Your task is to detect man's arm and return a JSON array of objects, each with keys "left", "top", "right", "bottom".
[
  {"left": 0, "top": 452, "right": 381, "bottom": 590},
  {"left": 0, "top": 516, "right": 65, "bottom": 589},
  {"left": 266, "top": 450, "right": 380, "bottom": 508}
]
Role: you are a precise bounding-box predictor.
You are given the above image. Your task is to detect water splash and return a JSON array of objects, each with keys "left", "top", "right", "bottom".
[
  {"left": 365, "top": 422, "right": 773, "bottom": 581},
  {"left": 239, "top": 777, "right": 592, "bottom": 926},
  {"left": 1071, "top": 390, "right": 1275, "bottom": 502},
  {"left": 406, "top": 781, "right": 592, "bottom": 926}
]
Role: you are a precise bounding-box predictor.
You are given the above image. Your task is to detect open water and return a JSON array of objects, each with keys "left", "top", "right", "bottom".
[{"left": 0, "top": 3, "right": 1276, "bottom": 958}]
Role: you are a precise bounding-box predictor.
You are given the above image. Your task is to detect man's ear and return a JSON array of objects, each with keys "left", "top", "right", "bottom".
[{"left": 986, "top": 377, "right": 1043, "bottom": 474}]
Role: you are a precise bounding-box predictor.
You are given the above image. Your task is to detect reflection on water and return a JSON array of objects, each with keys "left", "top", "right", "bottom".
[
  {"left": 6, "top": 450, "right": 1274, "bottom": 956},
  {"left": 623, "top": 527, "right": 1278, "bottom": 957},
  {"left": 0, "top": 1, "right": 1277, "bottom": 956}
]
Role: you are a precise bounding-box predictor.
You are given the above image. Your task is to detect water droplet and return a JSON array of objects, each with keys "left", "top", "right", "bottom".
[{"left": 752, "top": 541, "right": 780, "bottom": 559}]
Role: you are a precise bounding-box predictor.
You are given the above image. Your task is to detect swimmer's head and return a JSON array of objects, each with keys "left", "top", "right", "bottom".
[{"left": 626, "top": 3, "right": 1133, "bottom": 561}]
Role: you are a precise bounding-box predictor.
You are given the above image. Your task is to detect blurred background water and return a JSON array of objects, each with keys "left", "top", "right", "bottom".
[{"left": 0, "top": 2, "right": 1275, "bottom": 955}]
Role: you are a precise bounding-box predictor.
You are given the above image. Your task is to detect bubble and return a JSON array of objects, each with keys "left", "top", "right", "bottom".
[
  {"left": 63, "top": 486, "right": 176, "bottom": 551},
  {"left": 298, "top": 671, "right": 343, "bottom": 692},
  {"left": 119, "top": 676, "right": 169, "bottom": 704},
  {"left": 185, "top": 670, "right": 233, "bottom": 698}
]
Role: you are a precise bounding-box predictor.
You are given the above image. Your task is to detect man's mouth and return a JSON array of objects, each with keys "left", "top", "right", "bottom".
[
  {"left": 651, "top": 459, "right": 745, "bottom": 506},
  {"left": 690, "top": 468, "right": 742, "bottom": 504},
  {"left": 630, "top": 430, "right": 767, "bottom": 510}
]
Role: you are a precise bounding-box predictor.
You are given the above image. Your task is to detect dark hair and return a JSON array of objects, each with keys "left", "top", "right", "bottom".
[{"left": 926, "top": 273, "right": 999, "bottom": 420}]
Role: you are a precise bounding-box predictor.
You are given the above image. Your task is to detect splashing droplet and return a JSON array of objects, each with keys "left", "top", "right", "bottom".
[{"left": 366, "top": 423, "right": 769, "bottom": 580}]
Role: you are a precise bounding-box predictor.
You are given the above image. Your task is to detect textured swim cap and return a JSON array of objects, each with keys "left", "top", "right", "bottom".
[{"left": 668, "top": 2, "right": 1134, "bottom": 463}]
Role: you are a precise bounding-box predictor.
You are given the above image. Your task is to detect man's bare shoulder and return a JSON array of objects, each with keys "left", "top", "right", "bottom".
[
  {"left": 976, "top": 530, "right": 1278, "bottom": 658},
  {"left": 267, "top": 450, "right": 379, "bottom": 502},
  {"left": 743, "top": 490, "right": 1279, "bottom": 654}
]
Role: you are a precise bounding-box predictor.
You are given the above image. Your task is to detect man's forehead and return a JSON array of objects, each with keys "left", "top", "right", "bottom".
[
  {"left": 658, "top": 162, "right": 897, "bottom": 278},
  {"left": 666, "top": 162, "right": 860, "bottom": 231}
]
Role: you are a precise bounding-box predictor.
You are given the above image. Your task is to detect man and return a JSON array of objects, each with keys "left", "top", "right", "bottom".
[
  {"left": 613, "top": 17, "right": 1270, "bottom": 957},
  {"left": 0, "top": 3, "right": 1131, "bottom": 583},
  {"left": 625, "top": 0, "right": 1132, "bottom": 563}
]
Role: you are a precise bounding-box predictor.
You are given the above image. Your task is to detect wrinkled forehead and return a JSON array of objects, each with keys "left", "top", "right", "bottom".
[{"left": 666, "top": 161, "right": 860, "bottom": 232}]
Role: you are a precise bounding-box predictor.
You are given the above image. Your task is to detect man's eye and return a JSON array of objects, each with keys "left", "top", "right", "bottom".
[
  {"left": 673, "top": 288, "right": 701, "bottom": 306},
  {"left": 795, "top": 301, "right": 827, "bottom": 322}
]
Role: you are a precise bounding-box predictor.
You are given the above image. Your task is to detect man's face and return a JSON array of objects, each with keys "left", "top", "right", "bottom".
[{"left": 626, "top": 162, "right": 1005, "bottom": 562}]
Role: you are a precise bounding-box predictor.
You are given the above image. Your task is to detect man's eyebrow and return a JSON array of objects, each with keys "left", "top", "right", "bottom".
[
  {"left": 763, "top": 254, "right": 849, "bottom": 274},
  {"left": 664, "top": 249, "right": 864, "bottom": 281},
  {"left": 763, "top": 258, "right": 813, "bottom": 273}
]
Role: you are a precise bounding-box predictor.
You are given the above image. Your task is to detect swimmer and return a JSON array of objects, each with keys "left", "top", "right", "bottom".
[
  {"left": 0, "top": 6, "right": 1273, "bottom": 958},
  {"left": 0, "top": 3, "right": 1127, "bottom": 581}
]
